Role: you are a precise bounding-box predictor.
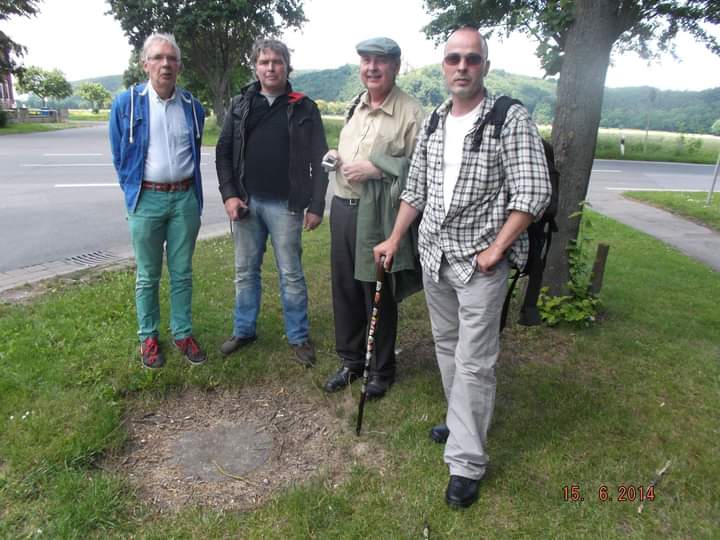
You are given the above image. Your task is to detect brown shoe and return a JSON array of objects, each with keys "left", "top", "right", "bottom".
[
  {"left": 174, "top": 336, "right": 207, "bottom": 365},
  {"left": 219, "top": 334, "right": 257, "bottom": 356},
  {"left": 290, "top": 341, "right": 316, "bottom": 367},
  {"left": 140, "top": 336, "right": 165, "bottom": 369}
]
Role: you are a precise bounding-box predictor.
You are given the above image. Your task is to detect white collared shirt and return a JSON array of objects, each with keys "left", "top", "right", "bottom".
[{"left": 144, "top": 82, "right": 194, "bottom": 183}]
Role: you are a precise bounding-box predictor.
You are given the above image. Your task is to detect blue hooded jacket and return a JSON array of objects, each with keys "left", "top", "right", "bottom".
[{"left": 109, "top": 82, "right": 205, "bottom": 213}]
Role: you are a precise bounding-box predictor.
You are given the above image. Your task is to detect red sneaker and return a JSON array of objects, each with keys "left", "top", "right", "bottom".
[
  {"left": 175, "top": 336, "right": 207, "bottom": 365},
  {"left": 140, "top": 336, "right": 165, "bottom": 369}
]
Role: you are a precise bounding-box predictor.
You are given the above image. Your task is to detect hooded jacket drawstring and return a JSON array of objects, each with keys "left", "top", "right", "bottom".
[
  {"left": 129, "top": 85, "right": 135, "bottom": 144},
  {"left": 181, "top": 92, "right": 201, "bottom": 140}
]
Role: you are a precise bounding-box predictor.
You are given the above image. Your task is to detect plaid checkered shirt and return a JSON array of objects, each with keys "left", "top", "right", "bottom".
[{"left": 401, "top": 94, "right": 552, "bottom": 284}]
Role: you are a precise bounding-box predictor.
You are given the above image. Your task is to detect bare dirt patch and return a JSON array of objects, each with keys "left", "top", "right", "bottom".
[{"left": 103, "top": 383, "right": 386, "bottom": 512}]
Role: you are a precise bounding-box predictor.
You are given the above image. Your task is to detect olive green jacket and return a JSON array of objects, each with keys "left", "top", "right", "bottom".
[{"left": 354, "top": 145, "right": 423, "bottom": 302}]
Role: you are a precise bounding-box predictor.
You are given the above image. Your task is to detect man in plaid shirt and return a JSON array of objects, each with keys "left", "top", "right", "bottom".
[{"left": 374, "top": 27, "right": 551, "bottom": 508}]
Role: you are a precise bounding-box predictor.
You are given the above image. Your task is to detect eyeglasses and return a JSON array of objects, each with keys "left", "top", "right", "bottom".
[
  {"left": 147, "top": 54, "right": 179, "bottom": 64},
  {"left": 443, "top": 53, "right": 484, "bottom": 66}
]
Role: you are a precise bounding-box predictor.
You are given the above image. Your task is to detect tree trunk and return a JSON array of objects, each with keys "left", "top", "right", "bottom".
[
  {"left": 545, "top": 0, "right": 620, "bottom": 295},
  {"left": 210, "top": 75, "right": 230, "bottom": 127}
]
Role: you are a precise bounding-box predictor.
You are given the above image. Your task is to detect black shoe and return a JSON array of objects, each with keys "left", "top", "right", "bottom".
[
  {"left": 365, "top": 374, "right": 394, "bottom": 400},
  {"left": 219, "top": 335, "right": 257, "bottom": 356},
  {"left": 324, "top": 366, "right": 361, "bottom": 393},
  {"left": 429, "top": 423, "right": 450, "bottom": 444},
  {"left": 290, "top": 341, "right": 316, "bottom": 367},
  {"left": 445, "top": 475, "right": 481, "bottom": 508}
]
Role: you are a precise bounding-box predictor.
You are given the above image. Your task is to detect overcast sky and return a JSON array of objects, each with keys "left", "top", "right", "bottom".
[{"left": 3, "top": 0, "right": 720, "bottom": 91}]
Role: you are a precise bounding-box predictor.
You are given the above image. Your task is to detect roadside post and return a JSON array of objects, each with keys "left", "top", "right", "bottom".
[{"left": 707, "top": 150, "right": 719, "bottom": 205}]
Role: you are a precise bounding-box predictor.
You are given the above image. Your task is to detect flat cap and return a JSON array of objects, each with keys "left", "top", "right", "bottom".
[{"left": 355, "top": 37, "right": 401, "bottom": 58}]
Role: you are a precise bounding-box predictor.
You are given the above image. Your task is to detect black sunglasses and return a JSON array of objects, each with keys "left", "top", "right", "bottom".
[{"left": 443, "top": 53, "right": 484, "bottom": 66}]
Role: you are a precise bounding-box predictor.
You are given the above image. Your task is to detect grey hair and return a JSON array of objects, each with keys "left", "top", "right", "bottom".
[
  {"left": 250, "top": 38, "right": 293, "bottom": 75},
  {"left": 141, "top": 33, "right": 182, "bottom": 63}
]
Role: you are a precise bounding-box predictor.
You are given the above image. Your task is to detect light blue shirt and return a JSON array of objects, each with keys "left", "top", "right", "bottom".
[{"left": 143, "top": 82, "right": 194, "bottom": 183}]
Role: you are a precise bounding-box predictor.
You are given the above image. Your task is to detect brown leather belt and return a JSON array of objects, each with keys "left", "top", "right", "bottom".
[{"left": 141, "top": 178, "right": 193, "bottom": 192}]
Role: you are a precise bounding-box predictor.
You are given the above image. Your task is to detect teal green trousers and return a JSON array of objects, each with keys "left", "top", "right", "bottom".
[{"left": 127, "top": 189, "right": 201, "bottom": 341}]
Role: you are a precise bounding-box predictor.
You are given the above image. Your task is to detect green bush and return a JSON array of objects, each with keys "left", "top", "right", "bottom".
[
  {"left": 538, "top": 203, "right": 601, "bottom": 327},
  {"left": 0, "top": 109, "right": 8, "bottom": 128}
]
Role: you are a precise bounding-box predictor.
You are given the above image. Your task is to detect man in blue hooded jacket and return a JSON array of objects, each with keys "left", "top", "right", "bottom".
[{"left": 109, "top": 32, "right": 206, "bottom": 369}]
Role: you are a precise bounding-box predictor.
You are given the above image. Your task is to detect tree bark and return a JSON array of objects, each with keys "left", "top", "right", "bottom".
[{"left": 545, "top": 0, "right": 620, "bottom": 295}]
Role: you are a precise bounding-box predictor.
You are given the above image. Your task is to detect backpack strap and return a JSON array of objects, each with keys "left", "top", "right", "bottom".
[
  {"left": 471, "top": 96, "right": 523, "bottom": 150},
  {"left": 426, "top": 107, "right": 440, "bottom": 136},
  {"left": 345, "top": 91, "right": 365, "bottom": 122},
  {"left": 500, "top": 267, "right": 521, "bottom": 332}
]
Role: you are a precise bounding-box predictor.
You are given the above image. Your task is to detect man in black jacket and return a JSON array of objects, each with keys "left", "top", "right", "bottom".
[{"left": 216, "top": 38, "right": 329, "bottom": 366}]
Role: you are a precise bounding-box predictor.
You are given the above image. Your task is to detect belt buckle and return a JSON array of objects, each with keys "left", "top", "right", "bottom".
[{"left": 348, "top": 198, "right": 359, "bottom": 206}]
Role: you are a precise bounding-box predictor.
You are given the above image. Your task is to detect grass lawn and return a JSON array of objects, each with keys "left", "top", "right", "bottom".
[
  {"left": 1, "top": 212, "right": 718, "bottom": 537},
  {"left": 624, "top": 191, "right": 720, "bottom": 232},
  {"left": 0, "top": 122, "right": 79, "bottom": 135},
  {"left": 202, "top": 115, "right": 343, "bottom": 148},
  {"left": 537, "top": 127, "right": 720, "bottom": 165},
  {"left": 68, "top": 109, "right": 110, "bottom": 121},
  {"left": 594, "top": 129, "right": 720, "bottom": 164}
]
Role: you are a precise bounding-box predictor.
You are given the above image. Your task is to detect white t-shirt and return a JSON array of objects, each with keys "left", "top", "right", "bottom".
[{"left": 442, "top": 101, "right": 484, "bottom": 215}]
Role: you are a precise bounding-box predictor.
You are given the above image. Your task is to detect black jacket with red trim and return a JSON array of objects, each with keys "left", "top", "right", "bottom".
[{"left": 216, "top": 81, "right": 329, "bottom": 216}]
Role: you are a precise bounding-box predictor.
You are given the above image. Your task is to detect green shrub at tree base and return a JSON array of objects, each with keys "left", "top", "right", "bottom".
[
  {"left": 538, "top": 203, "right": 601, "bottom": 327},
  {"left": 0, "top": 109, "right": 8, "bottom": 128}
]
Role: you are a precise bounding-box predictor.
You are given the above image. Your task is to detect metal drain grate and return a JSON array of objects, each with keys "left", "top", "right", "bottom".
[{"left": 65, "top": 250, "right": 120, "bottom": 267}]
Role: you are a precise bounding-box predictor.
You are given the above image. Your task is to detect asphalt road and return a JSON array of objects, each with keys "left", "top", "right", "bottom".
[
  {"left": 1, "top": 124, "right": 228, "bottom": 272},
  {"left": 1, "top": 124, "right": 717, "bottom": 273}
]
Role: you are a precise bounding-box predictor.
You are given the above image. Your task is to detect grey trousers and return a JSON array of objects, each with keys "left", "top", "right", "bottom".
[{"left": 423, "top": 258, "right": 509, "bottom": 480}]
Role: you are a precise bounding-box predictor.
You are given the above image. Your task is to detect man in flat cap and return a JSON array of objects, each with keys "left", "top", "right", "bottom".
[{"left": 322, "top": 37, "right": 425, "bottom": 399}]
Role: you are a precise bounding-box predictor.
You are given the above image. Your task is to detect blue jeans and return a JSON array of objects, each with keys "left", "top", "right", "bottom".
[
  {"left": 127, "top": 189, "right": 201, "bottom": 341},
  {"left": 231, "top": 196, "right": 309, "bottom": 345}
]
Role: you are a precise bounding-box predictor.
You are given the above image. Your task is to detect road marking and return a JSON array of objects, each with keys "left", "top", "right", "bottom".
[
  {"left": 43, "top": 153, "right": 103, "bottom": 157},
  {"left": 592, "top": 169, "right": 621, "bottom": 173},
  {"left": 22, "top": 163, "right": 113, "bottom": 167},
  {"left": 55, "top": 183, "right": 116, "bottom": 188},
  {"left": 606, "top": 187, "right": 706, "bottom": 192}
]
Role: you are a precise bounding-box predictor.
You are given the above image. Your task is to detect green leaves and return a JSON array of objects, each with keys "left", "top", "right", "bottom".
[
  {"left": 107, "top": 0, "right": 307, "bottom": 122},
  {"left": 76, "top": 83, "right": 112, "bottom": 113},
  {"left": 538, "top": 203, "right": 601, "bottom": 327},
  {"left": 16, "top": 66, "right": 73, "bottom": 102}
]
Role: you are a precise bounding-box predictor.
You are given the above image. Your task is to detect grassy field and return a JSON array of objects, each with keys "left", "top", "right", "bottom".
[
  {"left": 1, "top": 213, "right": 718, "bottom": 538},
  {"left": 0, "top": 122, "right": 79, "bottom": 135},
  {"left": 68, "top": 109, "right": 110, "bottom": 121},
  {"left": 9, "top": 108, "right": 715, "bottom": 166},
  {"left": 594, "top": 128, "right": 720, "bottom": 164},
  {"left": 202, "top": 116, "right": 343, "bottom": 148},
  {"left": 625, "top": 191, "right": 720, "bottom": 231}
]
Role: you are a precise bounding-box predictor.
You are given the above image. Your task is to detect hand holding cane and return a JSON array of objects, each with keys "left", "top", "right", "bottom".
[{"left": 356, "top": 257, "right": 386, "bottom": 436}]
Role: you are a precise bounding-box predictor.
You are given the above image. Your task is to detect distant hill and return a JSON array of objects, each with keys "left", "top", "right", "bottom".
[
  {"left": 293, "top": 64, "right": 719, "bottom": 133},
  {"left": 291, "top": 64, "right": 364, "bottom": 101},
  {"left": 20, "top": 66, "right": 719, "bottom": 133},
  {"left": 71, "top": 75, "right": 124, "bottom": 95},
  {"left": 601, "top": 86, "right": 720, "bottom": 134}
]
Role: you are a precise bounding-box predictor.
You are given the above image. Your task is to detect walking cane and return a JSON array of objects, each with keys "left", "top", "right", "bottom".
[{"left": 356, "top": 258, "right": 386, "bottom": 436}]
